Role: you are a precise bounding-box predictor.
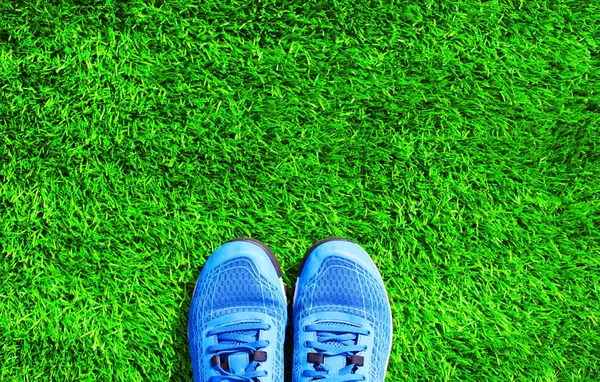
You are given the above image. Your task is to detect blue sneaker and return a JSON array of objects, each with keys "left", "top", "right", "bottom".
[
  {"left": 292, "top": 238, "right": 393, "bottom": 382},
  {"left": 188, "top": 239, "right": 287, "bottom": 382}
]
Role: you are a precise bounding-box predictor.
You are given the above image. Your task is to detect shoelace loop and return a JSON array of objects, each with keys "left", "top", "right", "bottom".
[
  {"left": 302, "top": 323, "right": 369, "bottom": 382},
  {"left": 207, "top": 321, "right": 271, "bottom": 382}
]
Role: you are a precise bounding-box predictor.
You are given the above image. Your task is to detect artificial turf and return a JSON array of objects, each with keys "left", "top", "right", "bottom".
[{"left": 1, "top": 0, "right": 599, "bottom": 380}]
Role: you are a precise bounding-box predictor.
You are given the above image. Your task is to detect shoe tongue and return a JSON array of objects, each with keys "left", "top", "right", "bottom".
[
  {"left": 317, "top": 321, "right": 360, "bottom": 376},
  {"left": 322, "top": 339, "right": 348, "bottom": 376},
  {"left": 221, "top": 328, "right": 258, "bottom": 375},
  {"left": 228, "top": 352, "right": 249, "bottom": 375},
  {"left": 324, "top": 355, "right": 347, "bottom": 376}
]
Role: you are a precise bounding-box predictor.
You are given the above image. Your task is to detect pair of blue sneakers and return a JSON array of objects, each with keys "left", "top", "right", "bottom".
[{"left": 188, "top": 238, "right": 392, "bottom": 382}]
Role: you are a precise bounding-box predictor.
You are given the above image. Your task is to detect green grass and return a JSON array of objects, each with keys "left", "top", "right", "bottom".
[{"left": 1, "top": 0, "right": 599, "bottom": 380}]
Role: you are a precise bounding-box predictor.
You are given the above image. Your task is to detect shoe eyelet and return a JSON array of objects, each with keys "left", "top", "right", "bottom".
[
  {"left": 304, "top": 341, "right": 310, "bottom": 347},
  {"left": 303, "top": 326, "right": 308, "bottom": 331}
]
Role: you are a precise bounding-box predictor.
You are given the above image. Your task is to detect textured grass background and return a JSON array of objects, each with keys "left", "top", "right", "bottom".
[{"left": 1, "top": 0, "right": 600, "bottom": 380}]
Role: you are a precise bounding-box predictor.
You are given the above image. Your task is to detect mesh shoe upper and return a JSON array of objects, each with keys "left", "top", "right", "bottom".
[
  {"left": 189, "top": 242, "right": 287, "bottom": 382},
  {"left": 293, "top": 241, "right": 392, "bottom": 382}
]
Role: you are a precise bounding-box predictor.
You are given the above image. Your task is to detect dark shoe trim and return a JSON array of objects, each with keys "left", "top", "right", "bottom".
[
  {"left": 297, "top": 237, "right": 355, "bottom": 277},
  {"left": 227, "top": 238, "right": 282, "bottom": 277},
  {"left": 211, "top": 355, "right": 230, "bottom": 370},
  {"left": 307, "top": 352, "right": 324, "bottom": 364},
  {"left": 251, "top": 350, "right": 267, "bottom": 362},
  {"left": 347, "top": 355, "right": 364, "bottom": 367}
]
